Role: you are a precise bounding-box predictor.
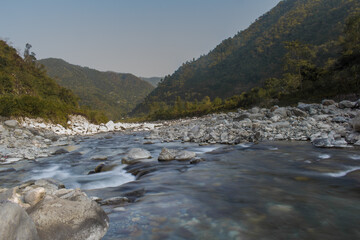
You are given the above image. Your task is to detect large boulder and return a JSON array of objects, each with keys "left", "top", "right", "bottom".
[
  {"left": 27, "top": 189, "right": 109, "bottom": 240},
  {"left": 0, "top": 201, "right": 40, "bottom": 240},
  {"left": 0, "top": 179, "right": 109, "bottom": 240}
]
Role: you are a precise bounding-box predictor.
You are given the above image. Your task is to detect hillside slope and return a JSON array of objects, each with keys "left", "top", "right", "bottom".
[
  {"left": 0, "top": 40, "right": 85, "bottom": 123},
  {"left": 133, "top": 0, "right": 360, "bottom": 115},
  {"left": 38, "top": 58, "right": 154, "bottom": 120}
]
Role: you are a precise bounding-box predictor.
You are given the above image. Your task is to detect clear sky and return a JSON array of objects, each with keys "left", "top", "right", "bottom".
[{"left": 0, "top": 0, "right": 281, "bottom": 77}]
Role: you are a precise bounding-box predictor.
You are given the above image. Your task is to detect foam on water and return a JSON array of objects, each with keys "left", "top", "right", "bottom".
[
  {"left": 29, "top": 164, "right": 135, "bottom": 190},
  {"left": 30, "top": 165, "right": 71, "bottom": 180},
  {"left": 193, "top": 146, "right": 220, "bottom": 154},
  {"left": 76, "top": 166, "right": 135, "bottom": 190},
  {"left": 318, "top": 154, "right": 331, "bottom": 159},
  {"left": 325, "top": 166, "right": 360, "bottom": 177},
  {"left": 349, "top": 155, "right": 360, "bottom": 160}
]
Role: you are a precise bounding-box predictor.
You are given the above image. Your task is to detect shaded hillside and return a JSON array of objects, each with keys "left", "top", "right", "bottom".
[
  {"left": 0, "top": 40, "right": 98, "bottom": 124},
  {"left": 133, "top": 0, "right": 360, "bottom": 115},
  {"left": 38, "top": 58, "right": 154, "bottom": 120},
  {"left": 140, "top": 77, "right": 162, "bottom": 87}
]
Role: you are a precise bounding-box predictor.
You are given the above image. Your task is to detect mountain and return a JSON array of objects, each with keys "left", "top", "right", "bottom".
[
  {"left": 38, "top": 58, "right": 154, "bottom": 120},
  {"left": 0, "top": 40, "right": 90, "bottom": 124},
  {"left": 133, "top": 0, "right": 360, "bottom": 115},
  {"left": 140, "top": 77, "right": 162, "bottom": 87}
]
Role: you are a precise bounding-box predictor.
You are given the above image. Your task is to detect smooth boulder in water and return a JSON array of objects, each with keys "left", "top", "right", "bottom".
[
  {"left": 158, "top": 148, "right": 196, "bottom": 161},
  {"left": 122, "top": 148, "right": 152, "bottom": 164}
]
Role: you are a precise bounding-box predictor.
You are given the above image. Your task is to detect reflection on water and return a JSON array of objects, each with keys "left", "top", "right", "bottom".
[{"left": 1, "top": 133, "right": 360, "bottom": 240}]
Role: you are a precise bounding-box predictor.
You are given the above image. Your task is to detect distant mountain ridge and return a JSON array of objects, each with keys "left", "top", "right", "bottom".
[
  {"left": 140, "top": 77, "right": 162, "bottom": 87},
  {"left": 133, "top": 0, "right": 360, "bottom": 115},
  {"left": 38, "top": 58, "right": 154, "bottom": 120}
]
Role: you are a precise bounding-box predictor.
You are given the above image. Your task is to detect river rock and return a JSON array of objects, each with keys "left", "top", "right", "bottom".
[
  {"left": 91, "top": 155, "right": 108, "bottom": 161},
  {"left": 0, "top": 201, "right": 40, "bottom": 240},
  {"left": 322, "top": 99, "right": 336, "bottom": 106},
  {"left": 190, "top": 158, "right": 205, "bottom": 164},
  {"left": 27, "top": 190, "right": 109, "bottom": 240},
  {"left": 52, "top": 148, "right": 69, "bottom": 155},
  {"left": 158, "top": 148, "right": 178, "bottom": 161},
  {"left": 92, "top": 163, "right": 118, "bottom": 174},
  {"left": 338, "top": 100, "right": 355, "bottom": 109},
  {"left": 291, "top": 108, "right": 308, "bottom": 117},
  {"left": 273, "top": 107, "right": 288, "bottom": 117},
  {"left": 4, "top": 120, "right": 18, "bottom": 128},
  {"left": 122, "top": 148, "right": 152, "bottom": 164},
  {"left": 158, "top": 148, "right": 196, "bottom": 161},
  {"left": 351, "top": 113, "right": 360, "bottom": 132},
  {"left": 332, "top": 116, "right": 347, "bottom": 123},
  {"left": 100, "top": 197, "right": 129, "bottom": 206},
  {"left": 312, "top": 138, "right": 333, "bottom": 148},
  {"left": 24, "top": 187, "right": 46, "bottom": 206}
]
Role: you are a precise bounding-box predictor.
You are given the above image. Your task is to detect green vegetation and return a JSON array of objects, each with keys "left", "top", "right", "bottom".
[
  {"left": 135, "top": 11, "right": 360, "bottom": 121},
  {"left": 133, "top": 0, "right": 360, "bottom": 118},
  {"left": 38, "top": 58, "right": 154, "bottom": 120},
  {"left": 0, "top": 40, "right": 107, "bottom": 125}
]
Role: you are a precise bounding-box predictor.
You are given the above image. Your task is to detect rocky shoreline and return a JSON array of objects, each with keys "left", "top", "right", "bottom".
[
  {"left": 0, "top": 115, "right": 161, "bottom": 165},
  {"left": 147, "top": 99, "right": 360, "bottom": 148},
  {"left": 1, "top": 99, "right": 360, "bottom": 239},
  {"left": 2, "top": 99, "right": 360, "bottom": 165}
]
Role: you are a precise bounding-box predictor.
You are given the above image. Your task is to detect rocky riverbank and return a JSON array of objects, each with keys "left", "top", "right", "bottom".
[
  {"left": 0, "top": 115, "right": 161, "bottom": 164},
  {"left": 146, "top": 100, "right": 360, "bottom": 148},
  {"left": 0, "top": 179, "right": 109, "bottom": 240}
]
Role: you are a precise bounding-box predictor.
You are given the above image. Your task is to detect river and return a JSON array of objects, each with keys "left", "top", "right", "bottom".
[{"left": 1, "top": 132, "right": 359, "bottom": 240}]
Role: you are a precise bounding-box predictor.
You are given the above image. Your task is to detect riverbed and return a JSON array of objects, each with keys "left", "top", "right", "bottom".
[{"left": 1, "top": 132, "right": 359, "bottom": 240}]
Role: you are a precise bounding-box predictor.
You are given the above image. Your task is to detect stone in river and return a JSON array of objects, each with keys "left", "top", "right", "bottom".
[
  {"left": 122, "top": 148, "right": 152, "bottom": 164},
  {"left": 190, "top": 158, "right": 205, "bottom": 164},
  {"left": 91, "top": 155, "right": 108, "bottom": 161},
  {"left": 158, "top": 148, "right": 178, "bottom": 161},
  {"left": 92, "top": 163, "right": 118, "bottom": 173},
  {"left": 100, "top": 197, "right": 129, "bottom": 206},
  {"left": 312, "top": 138, "right": 333, "bottom": 148},
  {"left": 52, "top": 148, "right": 69, "bottom": 155},
  {"left": 175, "top": 150, "right": 196, "bottom": 160},
  {"left": 158, "top": 148, "right": 196, "bottom": 161}
]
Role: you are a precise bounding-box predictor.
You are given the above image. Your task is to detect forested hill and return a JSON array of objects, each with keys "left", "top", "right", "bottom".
[
  {"left": 133, "top": 0, "right": 360, "bottom": 115},
  {"left": 0, "top": 40, "right": 93, "bottom": 124},
  {"left": 38, "top": 58, "right": 154, "bottom": 120}
]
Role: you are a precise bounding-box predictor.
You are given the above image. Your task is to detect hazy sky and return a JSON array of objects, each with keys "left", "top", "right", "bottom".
[{"left": 1, "top": 0, "right": 281, "bottom": 77}]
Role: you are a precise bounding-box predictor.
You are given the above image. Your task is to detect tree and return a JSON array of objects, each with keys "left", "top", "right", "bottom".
[{"left": 24, "top": 43, "right": 36, "bottom": 64}]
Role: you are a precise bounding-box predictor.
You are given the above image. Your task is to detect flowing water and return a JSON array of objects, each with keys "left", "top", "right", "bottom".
[{"left": 1, "top": 132, "right": 360, "bottom": 240}]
